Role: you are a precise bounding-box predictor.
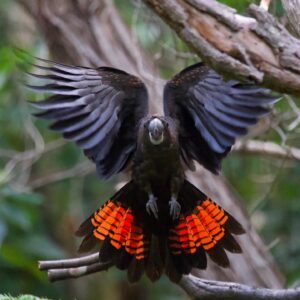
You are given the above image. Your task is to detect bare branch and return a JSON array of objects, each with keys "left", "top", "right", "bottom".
[
  {"left": 233, "top": 140, "right": 300, "bottom": 161},
  {"left": 0, "top": 139, "right": 66, "bottom": 159},
  {"left": 143, "top": 0, "right": 300, "bottom": 96},
  {"left": 39, "top": 253, "right": 99, "bottom": 270},
  {"left": 39, "top": 253, "right": 113, "bottom": 282},
  {"left": 46, "top": 262, "right": 113, "bottom": 282},
  {"left": 29, "top": 161, "right": 94, "bottom": 189},
  {"left": 179, "top": 275, "right": 300, "bottom": 300}
]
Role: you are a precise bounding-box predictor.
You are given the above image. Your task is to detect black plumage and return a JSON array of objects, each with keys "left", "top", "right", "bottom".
[
  {"left": 27, "top": 58, "right": 279, "bottom": 283},
  {"left": 28, "top": 58, "right": 148, "bottom": 179}
]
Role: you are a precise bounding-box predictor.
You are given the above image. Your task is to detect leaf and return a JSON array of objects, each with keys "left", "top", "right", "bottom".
[
  {"left": 0, "top": 204, "right": 31, "bottom": 232},
  {"left": 17, "top": 235, "right": 66, "bottom": 259},
  {"left": 0, "top": 187, "right": 44, "bottom": 206},
  {"left": 0, "top": 244, "right": 44, "bottom": 280}
]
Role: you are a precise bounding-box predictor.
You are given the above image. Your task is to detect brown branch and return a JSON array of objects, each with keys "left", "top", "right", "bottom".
[
  {"left": 38, "top": 253, "right": 112, "bottom": 282},
  {"left": 38, "top": 253, "right": 98, "bottom": 270},
  {"left": 39, "top": 254, "right": 113, "bottom": 282},
  {"left": 143, "top": 0, "right": 300, "bottom": 96},
  {"left": 46, "top": 262, "right": 113, "bottom": 282},
  {"left": 38, "top": 254, "right": 300, "bottom": 299},
  {"left": 233, "top": 140, "right": 300, "bottom": 161}
]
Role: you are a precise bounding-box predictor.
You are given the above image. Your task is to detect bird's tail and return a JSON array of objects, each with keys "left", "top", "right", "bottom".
[
  {"left": 76, "top": 180, "right": 245, "bottom": 283},
  {"left": 76, "top": 181, "right": 152, "bottom": 283},
  {"left": 165, "top": 180, "right": 245, "bottom": 281}
]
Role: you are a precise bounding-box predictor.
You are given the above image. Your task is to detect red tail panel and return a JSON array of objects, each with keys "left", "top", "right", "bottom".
[
  {"left": 91, "top": 200, "right": 149, "bottom": 260},
  {"left": 77, "top": 180, "right": 244, "bottom": 282},
  {"left": 168, "top": 195, "right": 243, "bottom": 271}
]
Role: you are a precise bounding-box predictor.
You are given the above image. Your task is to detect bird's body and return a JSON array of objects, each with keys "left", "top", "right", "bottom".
[
  {"left": 27, "top": 58, "right": 278, "bottom": 282},
  {"left": 132, "top": 117, "right": 184, "bottom": 222}
]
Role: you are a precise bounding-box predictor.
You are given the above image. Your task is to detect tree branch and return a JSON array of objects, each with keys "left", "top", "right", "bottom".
[
  {"left": 233, "top": 140, "right": 300, "bottom": 161},
  {"left": 180, "top": 275, "right": 300, "bottom": 300},
  {"left": 143, "top": 0, "right": 300, "bottom": 96},
  {"left": 38, "top": 253, "right": 300, "bottom": 299},
  {"left": 29, "top": 161, "right": 94, "bottom": 189},
  {"left": 282, "top": 0, "right": 300, "bottom": 38},
  {"left": 27, "top": 140, "right": 300, "bottom": 190},
  {"left": 39, "top": 253, "right": 113, "bottom": 282}
]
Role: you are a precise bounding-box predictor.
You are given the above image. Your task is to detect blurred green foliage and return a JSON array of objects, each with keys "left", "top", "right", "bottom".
[{"left": 0, "top": 0, "right": 300, "bottom": 299}]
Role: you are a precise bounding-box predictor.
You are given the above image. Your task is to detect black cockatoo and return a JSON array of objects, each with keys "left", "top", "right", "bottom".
[{"left": 27, "top": 58, "right": 277, "bottom": 283}]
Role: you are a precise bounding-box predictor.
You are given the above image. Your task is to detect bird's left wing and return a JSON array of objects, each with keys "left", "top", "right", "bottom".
[
  {"left": 163, "top": 62, "right": 278, "bottom": 173},
  {"left": 27, "top": 58, "right": 148, "bottom": 179}
]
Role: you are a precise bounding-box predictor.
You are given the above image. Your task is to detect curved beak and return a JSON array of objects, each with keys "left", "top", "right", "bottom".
[{"left": 148, "top": 118, "right": 164, "bottom": 145}]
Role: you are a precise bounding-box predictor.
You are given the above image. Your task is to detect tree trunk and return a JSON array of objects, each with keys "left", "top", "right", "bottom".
[{"left": 17, "top": 0, "right": 283, "bottom": 290}]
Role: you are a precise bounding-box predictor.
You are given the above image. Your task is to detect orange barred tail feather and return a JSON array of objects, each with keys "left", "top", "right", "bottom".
[
  {"left": 76, "top": 180, "right": 245, "bottom": 283},
  {"left": 166, "top": 180, "right": 245, "bottom": 278},
  {"left": 76, "top": 181, "right": 151, "bottom": 282}
]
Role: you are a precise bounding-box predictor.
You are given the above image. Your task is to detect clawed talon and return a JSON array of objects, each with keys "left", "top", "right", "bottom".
[
  {"left": 146, "top": 195, "right": 158, "bottom": 219},
  {"left": 169, "top": 197, "right": 181, "bottom": 220}
]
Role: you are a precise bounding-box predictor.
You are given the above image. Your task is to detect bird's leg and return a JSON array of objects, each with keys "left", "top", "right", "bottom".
[
  {"left": 132, "top": 161, "right": 158, "bottom": 219},
  {"left": 145, "top": 183, "right": 158, "bottom": 219},
  {"left": 169, "top": 174, "right": 183, "bottom": 220},
  {"left": 169, "top": 194, "right": 181, "bottom": 221}
]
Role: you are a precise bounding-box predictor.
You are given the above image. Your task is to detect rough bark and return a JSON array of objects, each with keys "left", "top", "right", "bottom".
[
  {"left": 17, "top": 0, "right": 283, "bottom": 291},
  {"left": 143, "top": 0, "right": 300, "bottom": 96},
  {"left": 179, "top": 275, "right": 300, "bottom": 300},
  {"left": 282, "top": 0, "right": 300, "bottom": 38}
]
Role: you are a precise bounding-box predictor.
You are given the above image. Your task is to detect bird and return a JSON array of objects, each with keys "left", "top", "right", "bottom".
[{"left": 26, "top": 58, "right": 277, "bottom": 283}]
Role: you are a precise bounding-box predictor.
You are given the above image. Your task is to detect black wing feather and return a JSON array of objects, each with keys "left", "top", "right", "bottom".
[
  {"left": 28, "top": 58, "right": 148, "bottom": 179},
  {"left": 163, "top": 62, "right": 279, "bottom": 173}
]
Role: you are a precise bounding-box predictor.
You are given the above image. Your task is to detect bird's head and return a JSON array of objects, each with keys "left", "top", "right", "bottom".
[{"left": 147, "top": 117, "right": 168, "bottom": 146}]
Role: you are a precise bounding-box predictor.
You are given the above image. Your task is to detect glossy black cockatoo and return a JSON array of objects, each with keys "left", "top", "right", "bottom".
[{"left": 27, "top": 59, "right": 277, "bottom": 283}]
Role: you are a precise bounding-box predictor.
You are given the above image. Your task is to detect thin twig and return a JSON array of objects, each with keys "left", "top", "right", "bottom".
[
  {"left": 39, "top": 253, "right": 113, "bottom": 282},
  {"left": 260, "top": 0, "right": 272, "bottom": 10},
  {"left": 29, "top": 160, "right": 94, "bottom": 189},
  {"left": 48, "top": 262, "right": 113, "bottom": 282},
  {"left": 39, "top": 253, "right": 99, "bottom": 270},
  {"left": 233, "top": 140, "right": 300, "bottom": 161}
]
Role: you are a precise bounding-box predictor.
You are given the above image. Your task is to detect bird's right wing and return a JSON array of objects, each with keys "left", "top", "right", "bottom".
[
  {"left": 27, "top": 58, "right": 148, "bottom": 179},
  {"left": 163, "top": 62, "right": 278, "bottom": 173}
]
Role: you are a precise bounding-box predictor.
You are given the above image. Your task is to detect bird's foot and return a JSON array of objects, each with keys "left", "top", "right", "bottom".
[
  {"left": 146, "top": 195, "right": 158, "bottom": 219},
  {"left": 169, "top": 196, "right": 181, "bottom": 220}
]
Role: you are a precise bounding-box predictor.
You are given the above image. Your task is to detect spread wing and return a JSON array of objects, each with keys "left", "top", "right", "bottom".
[
  {"left": 27, "top": 58, "right": 148, "bottom": 179},
  {"left": 163, "top": 62, "right": 278, "bottom": 173}
]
